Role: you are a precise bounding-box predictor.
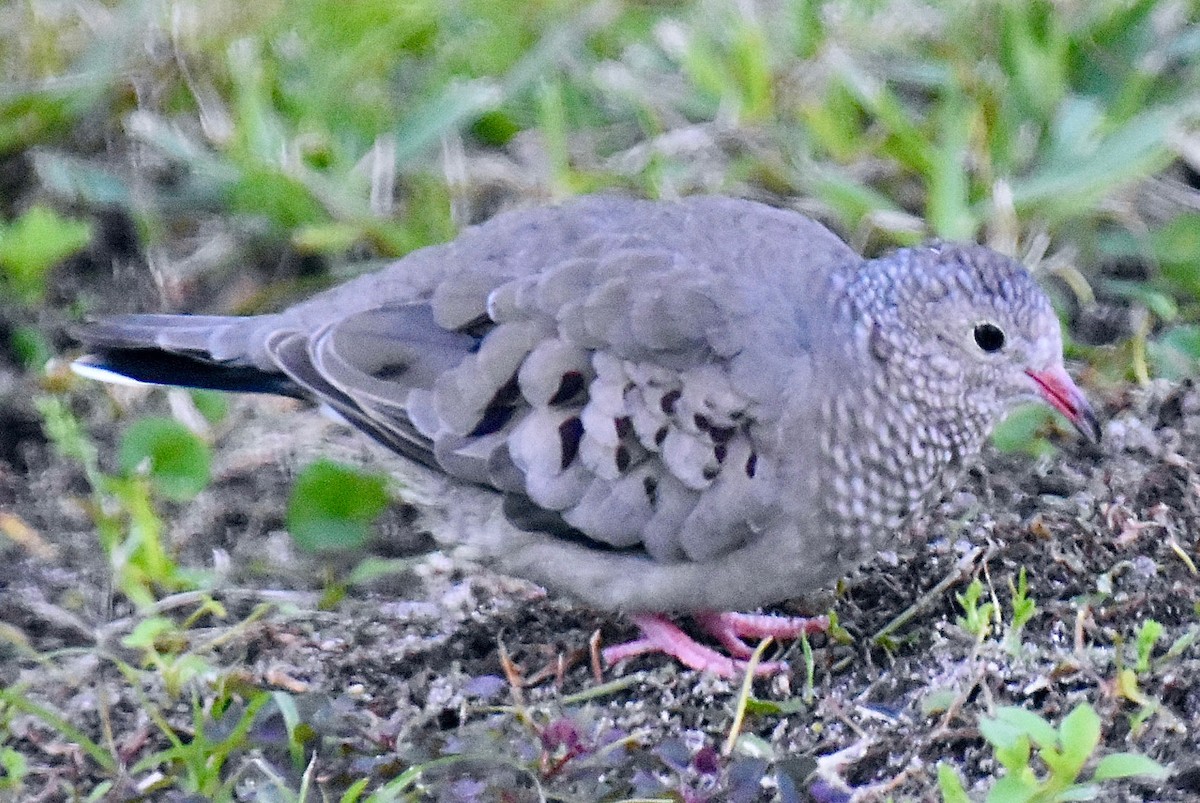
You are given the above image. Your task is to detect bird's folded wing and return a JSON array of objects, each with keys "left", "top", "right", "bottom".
[
  {"left": 77, "top": 196, "right": 858, "bottom": 567},
  {"left": 268, "top": 253, "right": 774, "bottom": 562}
]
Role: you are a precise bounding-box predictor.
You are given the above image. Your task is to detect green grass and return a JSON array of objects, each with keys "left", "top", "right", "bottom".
[
  {"left": 3, "top": 0, "right": 1200, "bottom": 799},
  {"left": 6, "top": 0, "right": 1200, "bottom": 363},
  {"left": 937, "top": 703, "right": 1167, "bottom": 802}
]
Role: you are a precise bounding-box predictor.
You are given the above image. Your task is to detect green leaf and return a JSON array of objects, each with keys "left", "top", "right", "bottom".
[
  {"left": 995, "top": 706, "right": 1059, "bottom": 748},
  {"left": 985, "top": 772, "right": 1039, "bottom": 803},
  {"left": 345, "top": 556, "right": 420, "bottom": 586},
  {"left": 0, "top": 90, "right": 89, "bottom": 153},
  {"left": 1152, "top": 213, "right": 1200, "bottom": 279},
  {"left": 9, "top": 325, "right": 52, "bottom": 370},
  {"left": 470, "top": 110, "right": 521, "bottom": 147},
  {"left": 1010, "top": 106, "right": 1179, "bottom": 217},
  {"left": 286, "top": 459, "right": 389, "bottom": 552},
  {"left": 1135, "top": 619, "right": 1164, "bottom": 673},
  {"left": 1054, "top": 784, "right": 1100, "bottom": 801},
  {"left": 271, "top": 691, "right": 307, "bottom": 769},
  {"left": 228, "top": 165, "right": 329, "bottom": 231},
  {"left": 31, "top": 151, "right": 137, "bottom": 207},
  {"left": 0, "top": 688, "right": 117, "bottom": 773},
  {"left": 1041, "top": 745, "right": 1072, "bottom": 778},
  {"left": 118, "top": 417, "right": 212, "bottom": 502},
  {"left": 393, "top": 79, "right": 501, "bottom": 168},
  {"left": 743, "top": 696, "right": 808, "bottom": 716},
  {"left": 996, "top": 741, "right": 1034, "bottom": 778},
  {"left": 1163, "top": 626, "right": 1198, "bottom": 663},
  {"left": 189, "top": 390, "right": 229, "bottom": 426},
  {"left": 807, "top": 171, "right": 914, "bottom": 238},
  {"left": 1057, "top": 703, "right": 1102, "bottom": 776},
  {"left": 936, "top": 762, "right": 970, "bottom": 803},
  {"left": 921, "top": 688, "right": 959, "bottom": 716},
  {"left": 732, "top": 732, "right": 774, "bottom": 760},
  {"left": 120, "top": 616, "right": 176, "bottom": 651},
  {"left": 292, "top": 222, "right": 366, "bottom": 254},
  {"left": 0, "top": 206, "right": 92, "bottom": 304},
  {"left": 1091, "top": 752, "right": 1169, "bottom": 781},
  {"left": 1098, "top": 279, "right": 1177, "bottom": 322},
  {"left": 1148, "top": 325, "right": 1200, "bottom": 380},
  {"left": 338, "top": 777, "right": 371, "bottom": 803},
  {"left": 0, "top": 745, "right": 28, "bottom": 787},
  {"left": 980, "top": 716, "right": 1030, "bottom": 766},
  {"left": 992, "top": 404, "right": 1056, "bottom": 457},
  {"left": 927, "top": 87, "right": 977, "bottom": 240}
]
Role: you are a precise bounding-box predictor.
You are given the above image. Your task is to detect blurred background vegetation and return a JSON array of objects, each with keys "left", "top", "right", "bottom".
[{"left": 2, "top": 0, "right": 1199, "bottom": 382}]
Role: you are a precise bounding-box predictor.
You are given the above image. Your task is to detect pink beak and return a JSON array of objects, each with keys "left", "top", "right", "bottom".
[{"left": 1026, "top": 367, "right": 1101, "bottom": 444}]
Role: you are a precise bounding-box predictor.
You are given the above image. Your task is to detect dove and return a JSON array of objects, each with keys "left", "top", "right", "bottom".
[{"left": 72, "top": 195, "right": 1099, "bottom": 676}]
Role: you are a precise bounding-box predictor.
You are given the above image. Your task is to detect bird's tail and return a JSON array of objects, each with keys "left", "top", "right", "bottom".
[{"left": 71, "top": 314, "right": 300, "bottom": 397}]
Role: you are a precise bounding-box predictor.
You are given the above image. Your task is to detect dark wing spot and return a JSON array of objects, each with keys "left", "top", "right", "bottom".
[
  {"left": 660, "top": 389, "right": 681, "bottom": 414},
  {"left": 615, "top": 446, "right": 631, "bottom": 473},
  {"left": 745, "top": 451, "right": 758, "bottom": 478},
  {"left": 468, "top": 373, "right": 523, "bottom": 436},
  {"left": 502, "top": 494, "right": 644, "bottom": 554},
  {"left": 548, "top": 371, "right": 585, "bottom": 405},
  {"left": 491, "top": 373, "right": 522, "bottom": 407},
  {"left": 713, "top": 443, "right": 727, "bottom": 464},
  {"left": 458, "top": 314, "right": 495, "bottom": 340},
  {"left": 502, "top": 494, "right": 587, "bottom": 541},
  {"left": 643, "top": 475, "right": 659, "bottom": 507},
  {"left": 702, "top": 463, "right": 719, "bottom": 481},
  {"left": 559, "top": 417, "right": 584, "bottom": 470},
  {"left": 614, "top": 416, "right": 634, "bottom": 439},
  {"left": 654, "top": 427, "right": 668, "bottom": 447},
  {"left": 370, "top": 361, "right": 410, "bottom": 381},
  {"left": 694, "top": 414, "right": 735, "bottom": 444},
  {"left": 469, "top": 405, "right": 517, "bottom": 437},
  {"left": 710, "top": 424, "right": 736, "bottom": 444}
]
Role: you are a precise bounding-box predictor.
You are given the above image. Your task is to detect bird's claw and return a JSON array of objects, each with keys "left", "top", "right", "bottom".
[{"left": 602, "top": 611, "right": 827, "bottom": 678}]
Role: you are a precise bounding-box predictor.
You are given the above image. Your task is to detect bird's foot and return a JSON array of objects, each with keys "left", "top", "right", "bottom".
[
  {"left": 693, "top": 610, "right": 830, "bottom": 658},
  {"left": 601, "top": 611, "right": 829, "bottom": 678}
]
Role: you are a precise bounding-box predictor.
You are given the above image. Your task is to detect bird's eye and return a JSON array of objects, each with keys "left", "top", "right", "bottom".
[{"left": 973, "top": 322, "right": 1006, "bottom": 353}]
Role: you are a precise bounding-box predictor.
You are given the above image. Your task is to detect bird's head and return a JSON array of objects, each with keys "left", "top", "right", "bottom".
[{"left": 851, "top": 243, "right": 1100, "bottom": 444}]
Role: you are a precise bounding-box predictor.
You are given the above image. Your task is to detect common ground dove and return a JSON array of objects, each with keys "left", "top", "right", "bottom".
[{"left": 73, "top": 195, "right": 1099, "bottom": 676}]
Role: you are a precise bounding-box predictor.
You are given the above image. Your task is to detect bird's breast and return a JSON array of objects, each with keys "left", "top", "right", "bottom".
[{"left": 814, "top": 382, "right": 969, "bottom": 567}]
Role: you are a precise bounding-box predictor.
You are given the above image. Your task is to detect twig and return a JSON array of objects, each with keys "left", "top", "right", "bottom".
[
  {"left": 1168, "top": 538, "right": 1198, "bottom": 575},
  {"left": 588, "top": 629, "right": 604, "bottom": 685},
  {"left": 870, "top": 546, "right": 992, "bottom": 645},
  {"left": 96, "top": 588, "right": 320, "bottom": 640},
  {"left": 559, "top": 673, "right": 643, "bottom": 705},
  {"left": 496, "top": 637, "right": 526, "bottom": 708},
  {"left": 722, "top": 636, "right": 772, "bottom": 756}
]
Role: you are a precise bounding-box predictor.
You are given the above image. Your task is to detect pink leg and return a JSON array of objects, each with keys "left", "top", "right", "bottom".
[
  {"left": 601, "top": 611, "right": 827, "bottom": 678},
  {"left": 694, "top": 611, "right": 830, "bottom": 658}
]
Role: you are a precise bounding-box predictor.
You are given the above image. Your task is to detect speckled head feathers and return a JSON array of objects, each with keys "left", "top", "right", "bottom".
[{"left": 845, "top": 242, "right": 1068, "bottom": 422}]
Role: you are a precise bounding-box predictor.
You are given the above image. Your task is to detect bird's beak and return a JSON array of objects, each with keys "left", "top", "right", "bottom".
[{"left": 1025, "top": 366, "right": 1101, "bottom": 444}]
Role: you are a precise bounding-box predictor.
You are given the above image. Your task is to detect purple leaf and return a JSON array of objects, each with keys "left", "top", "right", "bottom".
[
  {"left": 541, "top": 717, "right": 586, "bottom": 757},
  {"left": 654, "top": 738, "right": 691, "bottom": 771},
  {"left": 462, "top": 674, "right": 507, "bottom": 700},
  {"left": 692, "top": 744, "right": 721, "bottom": 775},
  {"left": 728, "top": 757, "right": 768, "bottom": 803}
]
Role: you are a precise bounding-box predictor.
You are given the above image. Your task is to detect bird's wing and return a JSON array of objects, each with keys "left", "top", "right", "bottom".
[
  {"left": 269, "top": 197, "right": 858, "bottom": 564},
  {"left": 75, "top": 196, "right": 858, "bottom": 567}
]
